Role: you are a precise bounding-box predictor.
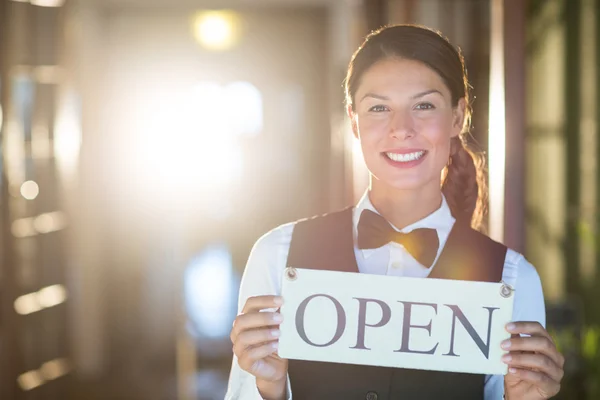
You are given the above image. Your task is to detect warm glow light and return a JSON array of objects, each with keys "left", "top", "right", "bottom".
[
  {"left": 12, "top": 218, "right": 36, "bottom": 238},
  {"left": 17, "top": 358, "right": 70, "bottom": 391},
  {"left": 14, "top": 284, "right": 68, "bottom": 315},
  {"left": 10, "top": 0, "right": 65, "bottom": 5},
  {"left": 54, "top": 89, "right": 82, "bottom": 180},
  {"left": 193, "top": 10, "right": 240, "bottom": 51},
  {"left": 37, "top": 284, "right": 68, "bottom": 308},
  {"left": 17, "top": 371, "right": 44, "bottom": 391},
  {"left": 20, "top": 180, "right": 40, "bottom": 200},
  {"left": 40, "top": 359, "right": 70, "bottom": 380},
  {"left": 225, "top": 82, "right": 263, "bottom": 136},
  {"left": 139, "top": 94, "right": 240, "bottom": 193},
  {"left": 137, "top": 81, "right": 262, "bottom": 200},
  {"left": 14, "top": 293, "right": 43, "bottom": 315},
  {"left": 34, "top": 211, "right": 67, "bottom": 234},
  {"left": 12, "top": 212, "right": 67, "bottom": 237},
  {"left": 6, "top": 121, "right": 26, "bottom": 186},
  {"left": 30, "top": 0, "right": 65, "bottom": 7},
  {"left": 488, "top": 0, "right": 506, "bottom": 242}
]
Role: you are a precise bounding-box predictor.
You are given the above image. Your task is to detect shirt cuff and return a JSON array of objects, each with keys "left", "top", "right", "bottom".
[{"left": 255, "top": 374, "right": 292, "bottom": 400}]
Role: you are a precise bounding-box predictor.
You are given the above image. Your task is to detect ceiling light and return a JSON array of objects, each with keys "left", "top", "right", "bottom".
[{"left": 193, "top": 10, "right": 241, "bottom": 51}]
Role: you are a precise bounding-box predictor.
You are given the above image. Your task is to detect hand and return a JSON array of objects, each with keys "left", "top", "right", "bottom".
[
  {"left": 231, "top": 295, "right": 288, "bottom": 399},
  {"left": 502, "top": 322, "right": 564, "bottom": 399}
]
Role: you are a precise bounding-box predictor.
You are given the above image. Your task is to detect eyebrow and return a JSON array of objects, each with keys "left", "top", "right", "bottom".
[{"left": 360, "top": 89, "right": 443, "bottom": 103}]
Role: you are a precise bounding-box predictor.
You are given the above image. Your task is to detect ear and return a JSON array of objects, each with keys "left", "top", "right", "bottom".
[
  {"left": 347, "top": 104, "right": 359, "bottom": 139},
  {"left": 451, "top": 98, "right": 467, "bottom": 138}
]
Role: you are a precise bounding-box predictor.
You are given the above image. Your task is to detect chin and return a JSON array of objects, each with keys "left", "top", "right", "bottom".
[
  {"left": 374, "top": 173, "right": 431, "bottom": 191},
  {"left": 368, "top": 155, "right": 444, "bottom": 192}
]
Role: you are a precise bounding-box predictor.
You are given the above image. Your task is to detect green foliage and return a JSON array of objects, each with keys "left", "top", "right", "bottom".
[{"left": 548, "top": 325, "right": 600, "bottom": 399}]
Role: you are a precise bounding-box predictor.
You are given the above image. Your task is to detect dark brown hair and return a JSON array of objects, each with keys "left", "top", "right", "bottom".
[{"left": 344, "top": 24, "right": 487, "bottom": 230}]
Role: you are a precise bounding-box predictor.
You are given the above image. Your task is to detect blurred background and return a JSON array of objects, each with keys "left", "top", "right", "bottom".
[{"left": 0, "top": 0, "right": 599, "bottom": 399}]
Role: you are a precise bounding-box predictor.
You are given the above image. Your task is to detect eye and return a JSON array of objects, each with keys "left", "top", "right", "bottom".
[
  {"left": 368, "top": 105, "right": 389, "bottom": 112},
  {"left": 415, "top": 102, "right": 435, "bottom": 110}
]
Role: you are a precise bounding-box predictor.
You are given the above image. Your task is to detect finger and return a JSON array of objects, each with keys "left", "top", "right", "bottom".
[
  {"left": 242, "top": 295, "right": 284, "bottom": 314},
  {"left": 501, "top": 335, "right": 563, "bottom": 366},
  {"left": 506, "top": 334, "right": 527, "bottom": 356},
  {"left": 231, "top": 312, "right": 283, "bottom": 343},
  {"left": 238, "top": 340, "right": 280, "bottom": 374},
  {"left": 506, "top": 321, "right": 552, "bottom": 340},
  {"left": 507, "top": 367, "right": 561, "bottom": 397},
  {"left": 502, "top": 352, "right": 564, "bottom": 382},
  {"left": 233, "top": 327, "right": 281, "bottom": 357}
]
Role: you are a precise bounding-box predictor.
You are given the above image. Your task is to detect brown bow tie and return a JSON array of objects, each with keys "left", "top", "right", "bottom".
[{"left": 357, "top": 209, "right": 440, "bottom": 268}]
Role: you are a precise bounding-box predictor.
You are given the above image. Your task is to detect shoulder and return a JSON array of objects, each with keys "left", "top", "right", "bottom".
[
  {"left": 241, "top": 210, "right": 349, "bottom": 292},
  {"left": 249, "top": 207, "right": 353, "bottom": 263},
  {"left": 502, "top": 248, "right": 546, "bottom": 325},
  {"left": 502, "top": 248, "right": 543, "bottom": 291},
  {"left": 249, "top": 221, "right": 296, "bottom": 261},
  {"left": 450, "top": 224, "right": 508, "bottom": 255},
  {"left": 292, "top": 206, "right": 354, "bottom": 227},
  {"left": 468, "top": 226, "right": 508, "bottom": 249},
  {"left": 254, "top": 207, "right": 353, "bottom": 247},
  {"left": 238, "top": 222, "right": 297, "bottom": 304},
  {"left": 463, "top": 230, "right": 540, "bottom": 286},
  {"left": 268, "top": 207, "right": 354, "bottom": 244},
  {"left": 443, "top": 225, "right": 508, "bottom": 280}
]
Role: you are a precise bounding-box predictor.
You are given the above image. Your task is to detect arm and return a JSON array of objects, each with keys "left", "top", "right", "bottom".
[
  {"left": 501, "top": 254, "right": 564, "bottom": 399},
  {"left": 225, "top": 225, "right": 294, "bottom": 400},
  {"left": 485, "top": 251, "right": 548, "bottom": 400}
]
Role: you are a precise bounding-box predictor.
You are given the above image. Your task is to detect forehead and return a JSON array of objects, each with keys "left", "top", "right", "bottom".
[{"left": 356, "top": 58, "right": 449, "bottom": 97}]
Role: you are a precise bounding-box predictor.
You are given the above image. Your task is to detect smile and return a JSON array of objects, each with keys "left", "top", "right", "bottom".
[{"left": 384, "top": 151, "right": 427, "bottom": 162}]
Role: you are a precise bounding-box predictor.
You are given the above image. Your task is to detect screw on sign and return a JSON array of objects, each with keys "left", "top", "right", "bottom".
[
  {"left": 285, "top": 267, "right": 298, "bottom": 281},
  {"left": 365, "top": 391, "right": 378, "bottom": 400},
  {"left": 500, "top": 282, "right": 514, "bottom": 298}
]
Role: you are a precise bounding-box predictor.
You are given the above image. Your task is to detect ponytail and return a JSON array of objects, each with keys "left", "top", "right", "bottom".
[{"left": 442, "top": 136, "right": 487, "bottom": 230}]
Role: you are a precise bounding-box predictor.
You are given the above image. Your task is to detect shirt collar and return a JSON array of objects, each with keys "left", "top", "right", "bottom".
[{"left": 352, "top": 191, "right": 456, "bottom": 259}]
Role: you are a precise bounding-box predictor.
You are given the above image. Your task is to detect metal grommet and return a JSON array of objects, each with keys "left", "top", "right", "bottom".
[
  {"left": 285, "top": 267, "right": 297, "bottom": 281},
  {"left": 500, "top": 281, "right": 514, "bottom": 298},
  {"left": 365, "top": 391, "right": 378, "bottom": 400}
]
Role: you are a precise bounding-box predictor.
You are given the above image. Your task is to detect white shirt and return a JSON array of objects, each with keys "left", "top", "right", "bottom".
[{"left": 226, "top": 193, "right": 546, "bottom": 400}]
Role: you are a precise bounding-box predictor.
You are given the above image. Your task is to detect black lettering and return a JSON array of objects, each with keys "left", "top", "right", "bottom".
[
  {"left": 394, "top": 301, "right": 439, "bottom": 355},
  {"left": 350, "top": 298, "right": 391, "bottom": 350},
  {"left": 296, "top": 294, "right": 346, "bottom": 347},
  {"left": 443, "top": 305, "right": 499, "bottom": 359}
]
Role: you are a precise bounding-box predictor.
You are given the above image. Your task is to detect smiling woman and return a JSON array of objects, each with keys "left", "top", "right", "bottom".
[
  {"left": 227, "top": 24, "right": 563, "bottom": 400},
  {"left": 345, "top": 27, "right": 483, "bottom": 230},
  {"left": 349, "top": 58, "right": 461, "bottom": 195}
]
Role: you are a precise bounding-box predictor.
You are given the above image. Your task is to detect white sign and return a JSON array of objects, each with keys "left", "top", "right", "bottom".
[{"left": 278, "top": 268, "right": 514, "bottom": 376}]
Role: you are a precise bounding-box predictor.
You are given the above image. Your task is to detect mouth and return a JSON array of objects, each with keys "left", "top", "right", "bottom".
[{"left": 383, "top": 150, "right": 427, "bottom": 163}]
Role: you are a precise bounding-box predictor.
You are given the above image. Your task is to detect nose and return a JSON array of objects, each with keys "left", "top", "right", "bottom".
[{"left": 389, "top": 110, "right": 415, "bottom": 140}]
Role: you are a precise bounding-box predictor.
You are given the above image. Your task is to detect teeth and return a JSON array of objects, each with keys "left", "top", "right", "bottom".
[{"left": 386, "top": 151, "right": 425, "bottom": 162}]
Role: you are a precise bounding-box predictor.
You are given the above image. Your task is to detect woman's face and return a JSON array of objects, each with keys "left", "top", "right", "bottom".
[{"left": 350, "top": 58, "right": 465, "bottom": 192}]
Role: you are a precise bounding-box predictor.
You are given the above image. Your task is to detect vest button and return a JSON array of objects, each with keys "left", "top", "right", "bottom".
[{"left": 365, "top": 391, "right": 378, "bottom": 400}]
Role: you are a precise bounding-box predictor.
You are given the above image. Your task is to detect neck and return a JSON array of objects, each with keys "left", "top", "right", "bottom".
[{"left": 368, "top": 177, "right": 443, "bottom": 230}]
